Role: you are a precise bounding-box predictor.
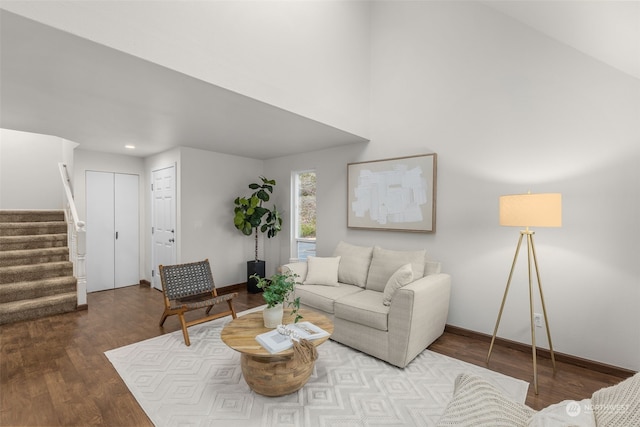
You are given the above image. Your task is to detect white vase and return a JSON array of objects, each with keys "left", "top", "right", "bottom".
[{"left": 263, "top": 303, "right": 284, "bottom": 328}]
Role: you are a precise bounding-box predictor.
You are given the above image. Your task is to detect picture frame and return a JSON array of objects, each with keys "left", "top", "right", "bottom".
[{"left": 347, "top": 153, "right": 437, "bottom": 232}]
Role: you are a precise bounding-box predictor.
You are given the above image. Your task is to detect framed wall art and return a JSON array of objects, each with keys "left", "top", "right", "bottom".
[{"left": 347, "top": 153, "right": 437, "bottom": 232}]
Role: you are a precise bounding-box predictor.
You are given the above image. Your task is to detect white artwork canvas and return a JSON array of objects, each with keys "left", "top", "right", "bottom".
[{"left": 348, "top": 153, "right": 437, "bottom": 232}]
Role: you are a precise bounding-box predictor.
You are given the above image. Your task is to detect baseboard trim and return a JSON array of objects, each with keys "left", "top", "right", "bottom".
[
  {"left": 217, "top": 283, "right": 246, "bottom": 294},
  {"left": 445, "top": 324, "right": 635, "bottom": 379}
]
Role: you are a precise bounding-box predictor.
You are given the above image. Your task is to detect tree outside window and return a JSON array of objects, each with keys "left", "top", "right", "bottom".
[{"left": 293, "top": 171, "right": 316, "bottom": 260}]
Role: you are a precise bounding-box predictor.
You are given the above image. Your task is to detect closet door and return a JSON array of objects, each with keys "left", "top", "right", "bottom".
[
  {"left": 86, "top": 171, "right": 139, "bottom": 293},
  {"left": 114, "top": 173, "right": 139, "bottom": 288},
  {"left": 86, "top": 171, "right": 116, "bottom": 293}
]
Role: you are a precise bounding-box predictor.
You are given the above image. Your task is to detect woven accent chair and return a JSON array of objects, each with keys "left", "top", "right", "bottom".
[{"left": 159, "top": 259, "right": 238, "bottom": 346}]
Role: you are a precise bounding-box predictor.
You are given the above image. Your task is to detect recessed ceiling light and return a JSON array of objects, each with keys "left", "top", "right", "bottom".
[{"left": 125, "top": 145, "right": 136, "bottom": 149}]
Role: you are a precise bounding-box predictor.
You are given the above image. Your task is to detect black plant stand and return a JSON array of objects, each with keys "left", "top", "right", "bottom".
[{"left": 247, "top": 260, "right": 265, "bottom": 294}]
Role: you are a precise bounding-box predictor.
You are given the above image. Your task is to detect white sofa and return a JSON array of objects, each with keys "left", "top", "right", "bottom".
[{"left": 282, "top": 241, "right": 451, "bottom": 368}]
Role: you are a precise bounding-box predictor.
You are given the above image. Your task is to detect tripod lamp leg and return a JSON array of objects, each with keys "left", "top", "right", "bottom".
[{"left": 487, "top": 234, "right": 524, "bottom": 363}]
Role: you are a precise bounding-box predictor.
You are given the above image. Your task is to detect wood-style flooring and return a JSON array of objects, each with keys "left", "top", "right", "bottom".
[{"left": 1, "top": 284, "right": 631, "bottom": 426}]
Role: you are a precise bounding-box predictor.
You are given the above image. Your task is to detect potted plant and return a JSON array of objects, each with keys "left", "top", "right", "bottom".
[
  {"left": 233, "top": 176, "right": 283, "bottom": 293},
  {"left": 251, "top": 271, "right": 302, "bottom": 328}
]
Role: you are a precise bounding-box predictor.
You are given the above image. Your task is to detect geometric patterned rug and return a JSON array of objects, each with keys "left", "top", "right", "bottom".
[{"left": 105, "top": 309, "right": 529, "bottom": 427}]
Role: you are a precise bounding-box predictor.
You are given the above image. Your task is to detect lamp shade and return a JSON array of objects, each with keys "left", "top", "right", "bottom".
[{"left": 500, "top": 193, "right": 562, "bottom": 227}]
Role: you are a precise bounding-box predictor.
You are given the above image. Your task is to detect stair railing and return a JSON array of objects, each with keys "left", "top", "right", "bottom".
[{"left": 58, "top": 163, "right": 87, "bottom": 306}]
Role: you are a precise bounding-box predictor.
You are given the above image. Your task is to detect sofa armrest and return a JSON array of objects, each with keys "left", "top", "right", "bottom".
[
  {"left": 387, "top": 273, "right": 451, "bottom": 367},
  {"left": 281, "top": 261, "right": 308, "bottom": 282}
]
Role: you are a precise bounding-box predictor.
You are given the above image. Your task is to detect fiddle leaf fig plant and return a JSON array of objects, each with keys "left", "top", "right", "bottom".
[{"left": 233, "top": 176, "right": 283, "bottom": 261}]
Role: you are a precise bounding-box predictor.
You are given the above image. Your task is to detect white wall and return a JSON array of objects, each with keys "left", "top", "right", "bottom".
[
  {"left": 1, "top": 1, "right": 372, "bottom": 138},
  {"left": 0, "top": 128, "right": 71, "bottom": 209},
  {"left": 266, "top": 1, "right": 640, "bottom": 371},
  {"left": 178, "top": 147, "right": 264, "bottom": 287},
  {"left": 144, "top": 147, "right": 267, "bottom": 287}
]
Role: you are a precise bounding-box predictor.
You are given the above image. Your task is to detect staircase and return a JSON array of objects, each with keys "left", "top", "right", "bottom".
[{"left": 0, "top": 210, "right": 77, "bottom": 325}]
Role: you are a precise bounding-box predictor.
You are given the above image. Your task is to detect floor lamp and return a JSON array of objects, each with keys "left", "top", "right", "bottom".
[{"left": 486, "top": 193, "right": 562, "bottom": 395}]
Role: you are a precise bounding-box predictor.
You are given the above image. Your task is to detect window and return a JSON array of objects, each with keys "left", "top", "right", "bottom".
[{"left": 292, "top": 170, "right": 316, "bottom": 261}]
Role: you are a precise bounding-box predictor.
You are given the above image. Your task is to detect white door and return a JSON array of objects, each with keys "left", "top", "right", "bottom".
[
  {"left": 86, "top": 171, "right": 139, "bottom": 292},
  {"left": 152, "top": 165, "right": 176, "bottom": 290},
  {"left": 86, "top": 171, "right": 115, "bottom": 292},
  {"left": 114, "top": 173, "right": 139, "bottom": 288}
]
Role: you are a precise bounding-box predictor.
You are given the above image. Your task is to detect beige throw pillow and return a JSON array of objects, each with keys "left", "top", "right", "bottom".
[
  {"left": 303, "top": 256, "right": 341, "bottom": 287},
  {"left": 437, "top": 373, "right": 535, "bottom": 427},
  {"left": 366, "top": 246, "right": 426, "bottom": 292},
  {"left": 332, "top": 241, "right": 373, "bottom": 288},
  {"left": 382, "top": 264, "right": 413, "bottom": 306}
]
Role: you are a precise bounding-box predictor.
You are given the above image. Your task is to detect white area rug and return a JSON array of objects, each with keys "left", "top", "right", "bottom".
[{"left": 105, "top": 311, "right": 529, "bottom": 427}]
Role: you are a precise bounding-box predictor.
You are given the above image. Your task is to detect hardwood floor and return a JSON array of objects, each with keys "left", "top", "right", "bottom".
[{"left": 1, "top": 284, "right": 631, "bottom": 426}]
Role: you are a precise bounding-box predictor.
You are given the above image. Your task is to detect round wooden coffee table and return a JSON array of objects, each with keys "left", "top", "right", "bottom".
[{"left": 220, "top": 308, "right": 333, "bottom": 396}]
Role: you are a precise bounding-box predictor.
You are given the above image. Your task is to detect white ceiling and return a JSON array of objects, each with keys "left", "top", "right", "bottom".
[
  {"left": 1, "top": 2, "right": 638, "bottom": 159},
  {"left": 484, "top": 1, "right": 640, "bottom": 80},
  {"left": 0, "top": 10, "right": 368, "bottom": 159}
]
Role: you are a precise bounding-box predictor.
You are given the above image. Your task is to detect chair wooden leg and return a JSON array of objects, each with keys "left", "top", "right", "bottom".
[
  {"left": 159, "top": 310, "right": 170, "bottom": 327},
  {"left": 228, "top": 300, "right": 237, "bottom": 319},
  {"left": 178, "top": 313, "right": 191, "bottom": 346},
  {"left": 205, "top": 305, "right": 213, "bottom": 315}
]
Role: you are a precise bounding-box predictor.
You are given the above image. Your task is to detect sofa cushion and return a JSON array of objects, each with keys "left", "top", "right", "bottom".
[
  {"left": 366, "top": 246, "right": 427, "bottom": 292},
  {"left": 332, "top": 241, "right": 373, "bottom": 288},
  {"left": 303, "top": 256, "right": 341, "bottom": 286},
  {"left": 295, "top": 283, "right": 362, "bottom": 314},
  {"left": 436, "top": 373, "right": 535, "bottom": 427},
  {"left": 334, "top": 290, "right": 389, "bottom": 331},
  {"left": 382, "top": 263, "right": 413, "bottom": 306}
]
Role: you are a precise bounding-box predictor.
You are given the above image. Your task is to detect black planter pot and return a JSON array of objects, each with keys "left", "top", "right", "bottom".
[{"left": 247, "top": 260, "right": 265, "bottom": 294}]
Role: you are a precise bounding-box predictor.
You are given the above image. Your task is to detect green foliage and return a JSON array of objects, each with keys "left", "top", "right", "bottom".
[
  {"left": 251, "top": 271, "right": 302, "bottom": 323},
  {"left": 297, "top": 172, "right": 316, "bottom": 239},
  {"left": 300, "top": 223, "right": 316, "bottom": 238},
  {"left": 233, "top": 176, "right": 283, "bottom": 259}
]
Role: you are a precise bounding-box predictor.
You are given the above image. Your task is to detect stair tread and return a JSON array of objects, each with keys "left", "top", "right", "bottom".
[
  {"left": 0, "top": 292, "right": 76, "bottom": 313},
  {"left": 0, "top": 260, "right": 73, "bottom": 272},
  {"left": 0, "top": 277, "right": 76, "bottom": 303},
  {"left": 0, "top": 234, "right": 68, "bottom": 251},
  {"left": 0, "top": 247, "right": 69, "bottom": 258},
  {"left": 0, "top": 221, "right": 67, "bottom": 237},
  {"left": 0, "top": 233, "right": 67, "bottom": 241},
  {"left": 0, "top": 221, "right": 66, "bottom": 227},
  {"left": 0, "top": 210, "right": 65, "bottom": 222},
  {"left": 1, "top": 276, "right": 77, "bottom": 288}
]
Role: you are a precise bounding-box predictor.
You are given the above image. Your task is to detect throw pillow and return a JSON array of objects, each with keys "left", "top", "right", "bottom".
[
  {"left": 366, "top": 246, "right": 426, "bottom": 292},
  {"left": 303, "top": 256, "right": 341, "bottom": 287},
  {"left": 591, "top": 372, "right": 640, "bottom": 427},
  {"left": 436, "top": 373, "right": 536, "bottom": 427},
  {"left": 528, "top": 399, "right": 596, "bottom": 427},
  {"left": 332, "top": 241, "right": 373, "bottom": 288},
  {"left": 382, "top": 264, "right": 413, "bottom": 306}
]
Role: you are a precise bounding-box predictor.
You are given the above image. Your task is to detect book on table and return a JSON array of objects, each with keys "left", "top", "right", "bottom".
[{"left": 256, "top": 321, "right": 330, "bottom": 354}]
